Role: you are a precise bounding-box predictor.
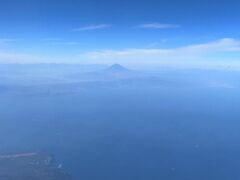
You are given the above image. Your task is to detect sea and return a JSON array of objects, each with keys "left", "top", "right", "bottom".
[{"left": 0, "top": 66, "right": 240, "bottom": 180}]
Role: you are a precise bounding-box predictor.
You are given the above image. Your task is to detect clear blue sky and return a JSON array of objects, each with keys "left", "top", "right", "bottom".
[{"left": 0, "top": 0, "right": 240, "bottom": 68}]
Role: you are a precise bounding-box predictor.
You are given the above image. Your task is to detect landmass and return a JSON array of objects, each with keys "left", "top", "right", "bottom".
[{"left": 0, "top": 152, "right": 71, "bottom": 180}]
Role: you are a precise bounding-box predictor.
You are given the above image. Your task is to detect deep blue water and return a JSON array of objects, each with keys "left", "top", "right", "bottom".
[{"left": 0, "top": 85, "right": 240, "bottom": 180}]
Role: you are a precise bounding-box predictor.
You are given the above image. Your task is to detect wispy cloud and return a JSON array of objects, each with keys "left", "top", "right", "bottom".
[
  {"left": 78, "top": 38, "right": 240, "bottom": 69},
  {"left": 72, "top": 24, "right": 111, "bottom": 31},
  {"left": 138, "top": 23, "right": 180, "bottom": 29}
]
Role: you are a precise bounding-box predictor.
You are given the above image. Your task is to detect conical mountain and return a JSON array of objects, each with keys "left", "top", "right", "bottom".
[{"left": 105, "top": 64, "right": 130, "bottom": 74}]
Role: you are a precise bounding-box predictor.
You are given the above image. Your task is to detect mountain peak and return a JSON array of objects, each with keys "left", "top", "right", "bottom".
[{"left": 106, "top": 64, "right": 129, "bottom": 73}]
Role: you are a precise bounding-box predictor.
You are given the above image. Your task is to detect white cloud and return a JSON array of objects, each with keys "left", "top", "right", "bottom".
[
  {"left": 138, "top": 23, "right": 180, "bottom": 29},
  {"left": 72, "top": 24, "right": 111, "bottom": 31},
  {"left": 1, "top": 38, "right": 240, "bottom": 70},
  {"left": 81, "top": 38, "right": 240, "bottom": 59},
  {"left": 78, "top": 38, "right": 240, "bottom": 69}
]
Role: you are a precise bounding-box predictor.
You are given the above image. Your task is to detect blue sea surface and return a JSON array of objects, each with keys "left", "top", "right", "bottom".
[{"left": 0, "top": 69, "right": 240, "bottom": 180}]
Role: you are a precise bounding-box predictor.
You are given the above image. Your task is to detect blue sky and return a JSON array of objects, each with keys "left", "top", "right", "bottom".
[{"left": 0, "top": 0, "right": 240, "bottom": 69}]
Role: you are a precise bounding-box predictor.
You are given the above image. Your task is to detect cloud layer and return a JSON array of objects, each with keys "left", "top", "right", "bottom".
[
  {"left": 1, "top": 38, "right": 240, "bottom": 70},
  {"left": 79, "top": 38, "right": 240, "bottom": 69}
]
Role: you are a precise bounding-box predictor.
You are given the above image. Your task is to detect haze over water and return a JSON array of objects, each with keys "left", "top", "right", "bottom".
[
  {"left": 1, "top": 0, "right": 240, "bottom": 179},
  {"left": 0, "top": 65, "right": 240, "bottom": 180}
]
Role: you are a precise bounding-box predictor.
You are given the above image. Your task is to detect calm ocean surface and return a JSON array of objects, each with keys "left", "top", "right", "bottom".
[{"left": 0, "top": 85, "right": 240, "bottom": 180}]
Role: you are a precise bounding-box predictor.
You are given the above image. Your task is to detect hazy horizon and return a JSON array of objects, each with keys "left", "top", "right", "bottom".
[{"left": 1, "top": 0, "right": 240, "bottom": 180}]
